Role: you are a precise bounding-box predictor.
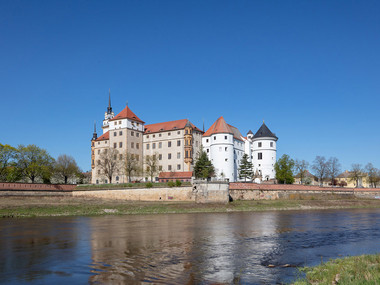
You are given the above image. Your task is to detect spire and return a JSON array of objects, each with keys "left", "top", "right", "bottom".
[
  {"left": 107, "top": 88, "right": 112, "bottom": 114},
  {"left": 92, "top": 121, "right": 98, "bottom": 140}
]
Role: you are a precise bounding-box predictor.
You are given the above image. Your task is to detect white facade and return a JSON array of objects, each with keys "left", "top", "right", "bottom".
[{"left": 203, "top": 118, "right": 278, "bottom": 182}]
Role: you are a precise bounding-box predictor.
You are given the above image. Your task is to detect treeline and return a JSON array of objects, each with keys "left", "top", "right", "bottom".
[
  {"left": 0, "top": 144, "right": 83, "bottom": 184},
  {"left": 275, "top": 154, "right": 380, "bottom": 187}
]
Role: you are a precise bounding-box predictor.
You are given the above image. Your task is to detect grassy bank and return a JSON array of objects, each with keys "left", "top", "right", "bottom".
[
  {"left": 293, "top": 254, "right": 380, "bottom": 284},
  {"left": 1, "top": 196, "right": 380, "bottom": 218}
]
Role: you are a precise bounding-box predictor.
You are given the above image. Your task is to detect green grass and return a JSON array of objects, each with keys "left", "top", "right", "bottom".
[{"left": 293, "top": 254, "right": 380, "bottom": 285}]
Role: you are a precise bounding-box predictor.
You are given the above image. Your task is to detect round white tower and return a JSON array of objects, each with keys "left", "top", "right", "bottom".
[
  {"left": 251, "top": 122, "right": 278, "bottom": 181},
  {"left": 202, "top": 117, "right": 235, "bottom": 181}
]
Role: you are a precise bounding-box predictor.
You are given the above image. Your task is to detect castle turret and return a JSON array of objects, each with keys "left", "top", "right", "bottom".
[
  {"left": 251, "top": 122, "right": 278, "bottom": 181},
  {"left": 184, "top": 120, "right": 193, "bottom": 171}
]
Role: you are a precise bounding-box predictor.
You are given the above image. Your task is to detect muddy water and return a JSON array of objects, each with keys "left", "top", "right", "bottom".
[{"left": 1, "top": 208, "right": 380, "bottom": 284}]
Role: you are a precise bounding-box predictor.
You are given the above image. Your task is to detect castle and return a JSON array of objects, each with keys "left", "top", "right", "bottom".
[{"left": 91, "top": 93, "right": 277, "bottom": 184}]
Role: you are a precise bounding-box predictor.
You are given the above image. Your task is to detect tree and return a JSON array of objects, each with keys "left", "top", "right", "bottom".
[
  {"left": 124, "top": 152, "right": 140, "bottom": 182},
  {"left": 238, "top": 154, "right": 253, "bottom": 181},
  {"left": 54, "top": 154, "right": 81, "bottom": 184},
  {"left": 0, "top": 144, "right": 17, "bottom": 182},
  {"left": 312, "top": 156, "right": 329, "bottom": 186},
  {"left": 97, "top": 148, "right": 121, "bottom": 184},
  {"left": 294, "top": 159, "right": 309, "bottom": 184},
  {"left": 144, "top": 153, "right": 159, "bottom": 182},
  {"left": 365, "top": 163, "right": 380, "bottom": 188},
  {"left": 274, "top": 154, "right": 295, "bottom": 184},
  {"left": 16, "top": 145, "right": 54, "bottom": 183},
  {"left": 349, "top": 164, "right": 364, "bottom": 188},
  {"left": 194, "top": 150, "right": 215, "bottom": 179},
  {"left": 327, "top": 157, "right": 341, "bottom": 186}
]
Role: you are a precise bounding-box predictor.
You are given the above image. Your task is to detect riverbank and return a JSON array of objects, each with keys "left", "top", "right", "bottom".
[
  {"left": 1, "top": 196, "right": 380, "bottom": 217},
  {"left": 293, "top": 253, "right": 380, "bottom": 284}
]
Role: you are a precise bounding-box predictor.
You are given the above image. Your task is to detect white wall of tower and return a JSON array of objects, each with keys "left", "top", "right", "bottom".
[{"left": 251, "top": 138, "right": 277, "bottom": 180}]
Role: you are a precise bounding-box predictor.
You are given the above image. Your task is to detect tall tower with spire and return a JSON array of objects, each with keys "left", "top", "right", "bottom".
[
  {"left": 102, "top": 89, "right": 115, "bottom": 134},
  {"left": 184, "top": 120, "right": 193, "bottom": 171}
]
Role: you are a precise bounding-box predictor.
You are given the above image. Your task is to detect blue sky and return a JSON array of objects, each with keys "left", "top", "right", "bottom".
[{"left": 1, "top": 0, "right": 379, "bottom": 172}]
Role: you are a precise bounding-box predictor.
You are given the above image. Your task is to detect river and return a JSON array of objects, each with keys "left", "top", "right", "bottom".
[{"left": 1, "top": 208, "right": 380, "bottom": 284}]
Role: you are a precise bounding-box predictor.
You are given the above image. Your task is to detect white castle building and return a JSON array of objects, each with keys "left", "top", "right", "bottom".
[{"left": 202, "top": 117, "right": 278, "bottom": 182}]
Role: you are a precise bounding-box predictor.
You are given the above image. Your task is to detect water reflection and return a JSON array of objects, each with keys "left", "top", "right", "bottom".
[{"left": 0, "top": 209, "right": 380, "bottom": 284}]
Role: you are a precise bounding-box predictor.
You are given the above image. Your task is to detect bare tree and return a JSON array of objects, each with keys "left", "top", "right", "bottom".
[
  {"left": 144, "top": 153, "right": 160, "bottom": 182},
  {"left": 365, "top": 163, "right": 380, "bottom": 188},
  {"left": 124, "top": 152, "right": 140, "bottom": 182},
  {"left": 327, "top": 157, "right": 341, "bottom": 186},
  {"left": 54, "top": 154, "right": 81, "bottom": 184},
  {"left": 98, "top": 148, "right": 121, "bottom": 184},
  {"left": 312, "top": 156, "right": 329, "bottom": 186},
  {"left": 349, "top": 164, "right": 364, "bottom": 188},
  {"left": 294, "top": 159, "right": 309, "bottom": 184}
]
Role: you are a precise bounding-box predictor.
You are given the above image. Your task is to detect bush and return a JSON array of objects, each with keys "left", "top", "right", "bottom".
[
  {"left": 127, "top": 183, "right": 133, "bottom": 187},
  {"left": 167, "top": 181, "right": 175, "bottom": 187},
  {"left": 146, "top": 182, "right": 153, "bottom": 188},
  {"left": 175, "top": 180, "right": 182, "bottom": 187}
]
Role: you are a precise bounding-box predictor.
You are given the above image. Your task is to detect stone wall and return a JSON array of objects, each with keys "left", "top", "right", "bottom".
[
  {"left": 229, "top": 183, "right": 380, "bottom": 200},
  {"left": 192, "top": 181, "right": 229, "bottom": 203},
  {"left": 0, "top": 182, "right": 75, "bottom": 196},
  {"left": 73, "top": 187, "right": 194, "bottom": 201}
]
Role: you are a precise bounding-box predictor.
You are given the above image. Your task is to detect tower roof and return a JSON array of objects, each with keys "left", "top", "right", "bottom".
[
  {"left": 252, "top": 123, "right": 278, "bottom": 140},
  {"left": 203, "top": 117, "right": 244, "bottom": 141},
  {"left": 247, "top": 130, "right": 253, "bottom": 135},
  {"left": 109, "top": 105, "right": 145, "bottom": 123},
  {"left": 107, "top": 89, "right": 113, "bottom": 114}
]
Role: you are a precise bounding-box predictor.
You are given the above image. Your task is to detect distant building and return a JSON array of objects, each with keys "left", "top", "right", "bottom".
[{"left": 294, "top": 170, "right": 318, "bottom": 185}]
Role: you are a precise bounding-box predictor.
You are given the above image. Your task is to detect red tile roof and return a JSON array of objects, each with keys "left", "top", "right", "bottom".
[
  {"left": 158, "top": 171, "right": 193, "bottom": 179},
  {"left": 145, "top": 119, "right": 202, "bottom": 134},
  {"left": 203, "top": 117, "right": 244, "bottom": 141},
  {"left": 95, "top": 131, "right": 109, "bottom": 141},
  {"left": 109, "top": 106, "right": 145, "bottom": 123}
]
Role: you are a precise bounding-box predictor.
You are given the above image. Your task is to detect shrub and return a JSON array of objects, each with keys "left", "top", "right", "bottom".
[
  {"left": 127, "top": 183, "right": 133, "bottom": 187},
  {"left": 167, "top": 181, "right": 175, "bottom": 187},
  {"left": 146, "top": 182, "right": 153, "bottom": 188},
  {"left": 175, "top": 180, "right": 182, "bottom": 187}
]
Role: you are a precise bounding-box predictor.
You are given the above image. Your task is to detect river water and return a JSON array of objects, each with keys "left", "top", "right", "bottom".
[{"left": 0, "top": 208, "right": 380, "bottom": 284}]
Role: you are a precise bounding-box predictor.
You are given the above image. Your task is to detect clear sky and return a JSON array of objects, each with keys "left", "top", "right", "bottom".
[{"left": 1, "top": 0, "right": 379, "bottom": 172}]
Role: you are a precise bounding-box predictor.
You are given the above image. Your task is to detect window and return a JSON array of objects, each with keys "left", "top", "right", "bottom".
[
  {"left": 136, "top": 133, "right": 139, "bottom": 137},
  {"left": 225, "top": 136, "right": 227, "bottom": 140},
  {"left": 225, "top": 158, "right": 228, "bottom": 162},
  {"left": 168, "top": 153, "right": 172, "bottom": 159},
  {"left": 119, "top": 131, "right": 122, "bottom": 135},
  {"left": 159, "top": 166, "right": 163, "bottom": 171},
  {"left": 168, "top": 165, "right": 172, "bottom": 171},
  {"left": 98, "top": 170, "right": 100, "bottom": 174},
  {"left": 207, "top": 149, "right": 209, "bottom": 153},
  {"left": 258, "top": 153, "right": 262, "bottom": 160},
  {"left": 177, "top": 164, "right": 181, "bottom": 170},
  {"left": 258, "top": 142, "right": 262, "bottom": 147},
  {"left": 196, "top": 141, "right": 198, "bottom": 147},
  {"left": 97, "top": 160, "right": 100, "bottom": 165},
  {"left": 119, "top": 154, "right": 123, "bottom": 160},
  {"left": 116, "top": 176, "right": 119, "bottom": 181},
  {"left": 146, "top": 144, "right": 150, "bottom": 150},
  {"left": 131, "top": 142, "right": 134, "bottom": 148},
  {"left": 153, "top": 134, "right": 155, "bottom": 138},
  {"left": 98, "top": 150, "right": 100, "bottom": 154},
  {"left": 185, "top": 130, "right": 188, "bottom": 134},
  {"left": 119, "top": 121, "right": 122, "bottom": 125},
  {"left": 159, "top": 134, "right": 162, "bottom": 137},
  {"left": 206, "top": 139, "right": 209, "bottom": 143},
  {"left": 159, "top": 142, "right": 162, "bottom": 148},
  {"left": 114, "top": 154, "right": 117, "bottom": 160},
  {"left": 159, "top": 154, "right": 162, "bottom": 160},
  {"left": 225, "top": 147, "right": 228, "bottom": 151},
  {"left": 136, "top": 155, "right": 139, "bottom": 161},
  {"left": 214, "top": 136, "right": 216, "bottom": 140},
  {"left": 270, "top": 142, "right": 273, "bottom": 147},
  {"left": 177, "top": 152, "right": 181, "bottom": 159},
  {"left": 168, "top": 132, "right": 171, "bottom": 136},
  {"left": 177, "top": 140, "right": 181, "bottom": 146},
  {"left": 114, "top": 143, "right": 117, "bottom": 148},
  {"left": 146, "top": 135, "right": 149, "bottom": 138},
  {"left": 152, "top": 143, "right": 156, "bottom": 149},
  {"left": 136, "top": 143, "right": 139, "bottom": 149},
  {"left": 168, "top": 141, "right": 172, "bottom": 147},
  {"left": 119, "top": 142, "right": 122, "bottom": 148},
  {"left": 177, "top": 131, "right": 180, "bottom": 134},
  {"left": 131, "top": 131, "right": 134, "bottom": 136},
  {"left": 114, "top": 132, "right": 117, "bottom": 136}
]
